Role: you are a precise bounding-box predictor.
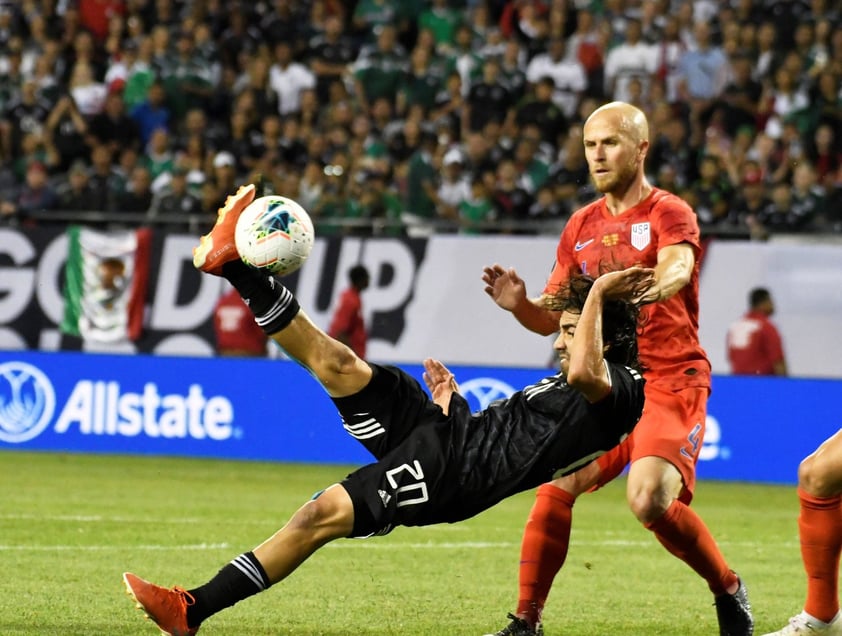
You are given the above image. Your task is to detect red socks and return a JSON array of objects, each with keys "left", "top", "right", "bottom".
[
  {"left": 798, "top": 488, "right": 842, "bottom": 622},
  {"left": 516, "top": 484, "right": 575, "bottom": 626},
  {"left": 645, "top": 499, "right": 737, "bottom": 595}
]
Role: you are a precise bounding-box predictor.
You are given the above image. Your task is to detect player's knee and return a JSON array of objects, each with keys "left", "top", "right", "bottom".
[
  {"left": 627, "top": 486, "right": 671, "bottom": 524},
  {"left": 289, "top": 488, "right": 352, "bottom": 539},
  {"left": 798, "top": 454, "right": 837, "bottom": 498}
]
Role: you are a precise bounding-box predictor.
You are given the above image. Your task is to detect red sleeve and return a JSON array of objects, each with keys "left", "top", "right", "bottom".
[{"left": 651, "top": 193, "right": 701, "bottom": 255}]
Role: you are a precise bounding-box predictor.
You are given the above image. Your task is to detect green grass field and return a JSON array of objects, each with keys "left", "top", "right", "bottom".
[{"left": 0, "top": 450, "right": 805, "bottom": 635}]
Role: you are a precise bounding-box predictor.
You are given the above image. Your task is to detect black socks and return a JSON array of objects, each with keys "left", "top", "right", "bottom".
[
  {"left": 186, "top": 551, "right": 271, "bottom": 627},
  {"left": 221, "top": 260, "right": 300, "bottom": 335}
]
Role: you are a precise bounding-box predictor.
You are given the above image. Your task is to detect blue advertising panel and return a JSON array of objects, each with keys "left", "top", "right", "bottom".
[{"left": 1, "top": 351, "right": 839, "bottom": 485}]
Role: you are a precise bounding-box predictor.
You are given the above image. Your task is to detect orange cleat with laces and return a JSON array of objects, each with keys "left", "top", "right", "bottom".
[
  {"left": 192, "top": 183, "right": 256, "bottom": 275},
  {"left": 123, "top": 572, "right": 200, "bottom": 636}
]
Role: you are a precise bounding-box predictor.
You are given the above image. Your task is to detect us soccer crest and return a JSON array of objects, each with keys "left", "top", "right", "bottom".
[{"left": 630, "top": 222, "right": 651, "bottom": 251}]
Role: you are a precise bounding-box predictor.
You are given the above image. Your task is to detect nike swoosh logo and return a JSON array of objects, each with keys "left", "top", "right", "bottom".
[{"left": 574, "top": 239, "right": 594, "bottom": 251}]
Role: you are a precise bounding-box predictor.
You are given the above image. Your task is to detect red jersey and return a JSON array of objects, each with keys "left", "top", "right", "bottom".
[
  {"left": 213, "top": 289, "right": 268, "bottom": 356},
  {"left": 328, "top": 287, "right": 367, "bottom": 359},
  {"left": 545, "top": 188, "right": 710, "bottom": 391},
  {"left": 726, "top": 310, "right": 785, "bottom": 375}
]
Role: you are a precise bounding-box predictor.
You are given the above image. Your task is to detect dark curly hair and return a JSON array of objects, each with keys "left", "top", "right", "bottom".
[{"left": 547, "top": 274, "right": 642, "bottom": 370}]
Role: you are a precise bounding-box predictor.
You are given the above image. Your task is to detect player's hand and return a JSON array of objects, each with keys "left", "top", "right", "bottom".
[
  {"left": 594, "top": 267, "right": 656, "bottom": 302},
  {"left": 423, "top": 358, "right": 459, "bottom": 415},
  {"left": 482, "top": 264, "right": 527, "bottom": 311}
]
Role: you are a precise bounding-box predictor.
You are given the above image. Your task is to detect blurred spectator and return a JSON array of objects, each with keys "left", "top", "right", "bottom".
[
  {"left": 161, "top": 29, "right": 215, "bottom": 122},
  {"left": 718, "top": 53, "right": 762, "bottom": 139},
  {"left": 727, "top": 287, "right": 787, "bottom": 376},
  {"left": 457, "top": 176, "right": 496, "bottom": 234},
  {"left": 728, "top": 165, "right": 775, "bottom": 239},
  {"left": 213, "top": 286, "right": 269, "bottom": 357},
  {"left": 514, "top": 76, "right": 568, "bottom": 147},
  {"left": 528, "top": 182, "right": 568, "bottom": 223},
  {"left": 402, "top": 129, "right": 439, "bottom": 235},
  {"left": 396, "top": 44, "right": 443, "bottom": 118},
  {"left": 677, "top": 21, "right": 729, "bottom": 136},
  {"left": 309, "top": 13, "right": 356, "bottom": 103},
  {"left": 328, "top": 264, "right": 370, "bottom": 359},
  {"left": 43, "top": 94, "right": 88, "bottom": 173},
  {"left": 141, "top": 127, "right": 175, "bottom": 183},
  {"left": 1, "top": 78, "right": 51, "bottom": 161},
  {"left": 88, "top": 143, "right": 126, "bottom": 212},
  {"left": 791, "top": 162, "right": 827, "bottom": 228},
  {"left": 87, "top": 89, "right": 141, "bottom": 157},
  {"left": 749, "top": 180, "right": 816, "bottom": 233},
  {"left": 148, "top": 165, "right": 203, "bottom": 231},
  {"left": 548, "top": 126, "right": 595, "bottom": 209},
  {"left": 0, "top": 161, "right": 58, "bottom": 224},
  {"left": 603, "top": 19, "right": 656, "bottom": 105},
  {"left": 436, "top": 148, "right": 471, "bottom": 222},
  {"left": 57, "top": 159, "right": 96, "bottom": 212},
  {"left": 417, "top": 0, "right": 462, "bottom": 53},
  {"left": 526, "top": 36, "right": 586, "bottom": 120},
  {"left": 648, "top": 115, "right": 696, "bottom": 189},
  {"left": 492, "top": 158, "right": 533, "bottom": 233},
  {"left": 114, "top": 165, "right": 153, "bottom": 214},
  {"left": 129, "top": 79, "right": 170, "bottom": 147},
  {"left": 68, "top": 60, "right": 107, "bottom": 117},
  {"left": 352, "top": 24, "right": 408, "bottom": 111},
  {"left": 269, "top": 40, "right": 316, "bottom": 117},
  {"left": 805, "top": 123, "right": 842, "bottom": 189},
  {"left": 234, "top": 55, "right": 280, "bottom": 121},
  {"left": 690, "top": 154, "right": 733, "bottom": 228},
  {"left": 466, "top": 56, "right": 513, "bottom": 133}
]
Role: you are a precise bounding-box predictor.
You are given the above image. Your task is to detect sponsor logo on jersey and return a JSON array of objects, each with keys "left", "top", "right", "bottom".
[
  {"left": 459, "top": 377, "right": 517, "bottom": 412},
  {"left": 0, "top": 361, "right": 56, "bottom": 443},
  {"left": 631, "top": 222, "right": 651, "bottom": 251},
  {"left": 602, "top": 233, "right": 619, "bottom": 246},
  {"left": 378, "top": 489, "right": 392, "bottom": 507},
  {"left": 574, "top": 238, "right": 594, "bottom": 251}
]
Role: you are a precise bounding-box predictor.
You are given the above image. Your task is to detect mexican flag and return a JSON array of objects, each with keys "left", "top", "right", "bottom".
[{"left": 61, "top": 226, "right": 152, "bottom": 343}]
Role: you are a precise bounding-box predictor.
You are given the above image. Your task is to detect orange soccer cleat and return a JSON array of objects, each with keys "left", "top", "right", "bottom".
[
  {"left": 123, "top": 572, "right": 200, "bottom": 636},
  {"left": 192, "top": 183, "right": 256, "bottom": 275}
]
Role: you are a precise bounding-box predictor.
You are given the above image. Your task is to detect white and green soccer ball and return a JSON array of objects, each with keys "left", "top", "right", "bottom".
[{"left": 234, "top": 195, "right": 315, "bottom": 276}]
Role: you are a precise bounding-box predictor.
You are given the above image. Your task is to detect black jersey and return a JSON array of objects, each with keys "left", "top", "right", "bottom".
[{"left": 338, "top": 363, "right": 645, "bottom": 537}]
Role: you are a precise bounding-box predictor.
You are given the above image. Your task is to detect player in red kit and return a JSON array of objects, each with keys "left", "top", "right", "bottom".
[
  {"left": 328, "top": 265, "right": 370, "bottom": 359},
  {"left": 482, "top": 101, "right": 753, "bottom": 636},
  {"left": 727, "top": 287, "right": 787, "bottom": 376},
  {"left": 213, "top": 286, "right": 269, "bottom": 356}
]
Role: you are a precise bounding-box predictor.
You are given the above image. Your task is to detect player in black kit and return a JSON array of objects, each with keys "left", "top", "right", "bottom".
[{"left": 122, "top": 184, "right": 652, "bottom": 636}]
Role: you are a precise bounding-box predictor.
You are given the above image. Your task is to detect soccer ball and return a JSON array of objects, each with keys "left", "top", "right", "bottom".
[{"left": 234, "top": 195, "right": 315, "bottom": 276}]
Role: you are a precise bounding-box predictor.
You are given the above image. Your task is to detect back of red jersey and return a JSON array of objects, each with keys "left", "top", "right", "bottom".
[{"left": 545, "top": 188, "right": 710, "bottom": 390}]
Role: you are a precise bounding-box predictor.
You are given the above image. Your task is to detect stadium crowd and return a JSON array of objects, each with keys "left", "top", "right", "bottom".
[{"left": 0, "top": 0, "right": 840, "bottom": 237}]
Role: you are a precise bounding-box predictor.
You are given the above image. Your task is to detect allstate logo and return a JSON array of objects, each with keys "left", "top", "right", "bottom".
[
  {"left": 459, "top": 377, "right": 517, "bottom": 412},
  {"left": 0, "top": 362, "right": 56, "bottom": 443}
]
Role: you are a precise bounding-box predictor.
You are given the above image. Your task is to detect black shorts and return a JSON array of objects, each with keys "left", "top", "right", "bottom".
[{"left": 332, "top": 365, "right": 468, "bottom": 537}]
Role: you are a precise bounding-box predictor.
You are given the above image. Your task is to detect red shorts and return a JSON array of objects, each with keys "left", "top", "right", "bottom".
[{"left": 594, "top": 384, "right": 709, "bottom": 503}]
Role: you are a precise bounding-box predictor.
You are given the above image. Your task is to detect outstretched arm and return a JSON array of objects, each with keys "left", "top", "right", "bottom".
[
  {"left": 567, "top": 267, "right": 655, "bottom": 402},
  {"left": 634, "top": 243, "right": 694, "bottom": 304},
  {"left": 422, "top": 358, "right": 459, "bottom": 415},
  {"left": 482, "top": 264, "right": 560, "bottom": 336}
]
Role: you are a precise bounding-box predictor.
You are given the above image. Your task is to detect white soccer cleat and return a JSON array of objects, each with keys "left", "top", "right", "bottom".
[{"left": 762, "top": 611, "right": 842, "bottom": 635}]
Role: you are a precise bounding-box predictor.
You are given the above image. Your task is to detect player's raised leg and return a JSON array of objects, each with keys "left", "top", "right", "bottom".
[{"left": 191, "top": 182, "right": 371, "bottom": 398}]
